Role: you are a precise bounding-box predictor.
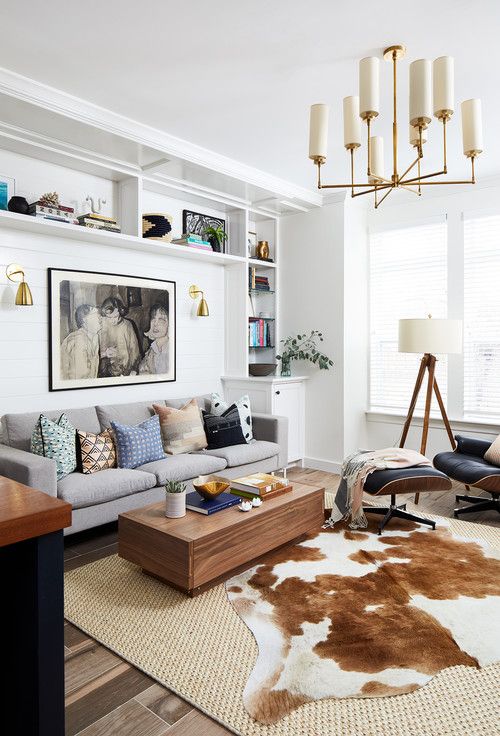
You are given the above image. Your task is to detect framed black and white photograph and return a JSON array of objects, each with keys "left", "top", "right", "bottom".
[
  {"left": 182, "top": 209, "right": 225, "bottom": 251},
  {"left": 48, "top": 268, "right": 176, "bottom": 391}
]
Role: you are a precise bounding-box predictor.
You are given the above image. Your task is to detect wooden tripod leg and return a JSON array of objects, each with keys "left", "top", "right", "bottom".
[
  {"left": 433, "top": 379, "right": 456, "bottom": 450},
  {"left": 414, "top": 356, "right": 436, "bottom": 505},
  {"left": 399, "top": 355, "right": 428, "bottom": 448}
]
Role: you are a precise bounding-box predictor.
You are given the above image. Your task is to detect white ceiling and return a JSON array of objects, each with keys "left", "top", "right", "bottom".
[{"left": 0, "top": 0, "right": 498, "bottom": 189}]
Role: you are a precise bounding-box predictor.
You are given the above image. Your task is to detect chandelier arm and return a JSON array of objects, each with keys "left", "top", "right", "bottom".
[
  {"left": 375, "top": 186, "right": 394, "bottom": 209},
  {"left": 442, "top": 118, "right": 448, "bottom": 174},
  {"left": 399, "top": 184, "right": 421, "bottom": 196},
  {"left": 350, "top": 148, "right": 354, "bottom": 198},
  {"left": 399, "top": 169, "right": 446, "bottom": 186},
  {"left": 392, "top": 51, "right": 398, "bottom": 180},
  {"left": 351, "top": 183, "right": 393, "bottom": 198},
  {"left": 367, "top": 118, "right": 371, "bottom": 176},
  {"left": 398, "top": 155, "right": 420, "bottom": 183}
]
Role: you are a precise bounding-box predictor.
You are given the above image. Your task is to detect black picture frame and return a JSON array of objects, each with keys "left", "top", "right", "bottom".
[
  {"left": 48, "top": 268, "right": 176, "bottom": 392},
  {"left": 182, "top": 209, "right": 226, "bottom": 252}
]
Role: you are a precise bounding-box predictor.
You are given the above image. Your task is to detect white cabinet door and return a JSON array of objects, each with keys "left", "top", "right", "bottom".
[{"left": 272, "top": 382, "right": 304, "bottom": 463}]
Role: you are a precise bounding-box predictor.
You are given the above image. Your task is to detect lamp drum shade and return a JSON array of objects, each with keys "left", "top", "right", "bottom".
[{"left": 399, "top": 318, "right": 463, "bottom": 354}]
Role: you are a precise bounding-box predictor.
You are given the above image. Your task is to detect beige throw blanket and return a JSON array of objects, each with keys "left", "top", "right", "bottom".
[{"left": 327, "top": 447, "right": 432, "bottom": 529}]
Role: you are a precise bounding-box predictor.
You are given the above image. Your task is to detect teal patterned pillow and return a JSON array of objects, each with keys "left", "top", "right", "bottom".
[{"left": 31, "top": 413, "right": 77, "bottom": 480}]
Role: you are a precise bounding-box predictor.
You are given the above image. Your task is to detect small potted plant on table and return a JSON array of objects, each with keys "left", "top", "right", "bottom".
[{"left": 165, "top": 480, "right": 187, "bottom": 518}]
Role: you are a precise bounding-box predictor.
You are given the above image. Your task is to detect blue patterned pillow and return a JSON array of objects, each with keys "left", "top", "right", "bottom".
[
  {"left": 30, "top": 413, "right": 77, "bottom": 480},
  {"left": 111, "top": 415, "right": 165, "bottom": 469}
]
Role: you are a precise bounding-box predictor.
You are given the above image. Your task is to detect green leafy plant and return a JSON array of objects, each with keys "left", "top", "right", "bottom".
[
  {"left": 277, "top": 330, "right": 334, "bottom": 370},
  {"left": 165, "top": 480, "right": 187, "bottom": 494},
  {"left": 204, "top": 225, "right": 228, "bottom": 250}
]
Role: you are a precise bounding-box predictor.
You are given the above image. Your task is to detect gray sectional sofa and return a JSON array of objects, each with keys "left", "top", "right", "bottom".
[{"left": 0, "top": 395, "right": 288, "bottom": 534}]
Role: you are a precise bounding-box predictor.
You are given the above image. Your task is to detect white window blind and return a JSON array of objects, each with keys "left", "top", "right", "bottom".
[
  {"left": 369, "top": 220, "right": 447, "bottom": 412},
  {"left": 464, "top": 214, "right": 500, "bottom": 418}
]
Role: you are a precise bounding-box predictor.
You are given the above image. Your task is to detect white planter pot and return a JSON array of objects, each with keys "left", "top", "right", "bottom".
[{"left": 165, "top": 490, "right": 186, "bottom": 518}]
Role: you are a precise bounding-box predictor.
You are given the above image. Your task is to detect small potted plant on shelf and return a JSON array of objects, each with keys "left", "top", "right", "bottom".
[
  {"left": 276, "top": 330, "right": 334, "bottom": 377},
  {"left": 165, "top": 480, "right": 187, "bottom": 518},
  {"left": 204, "top": 225, "right": 228, "bottom": 253}
]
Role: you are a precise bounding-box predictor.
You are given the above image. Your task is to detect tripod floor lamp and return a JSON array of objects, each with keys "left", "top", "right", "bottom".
[{"left": 398, "top": 316, "right": 463, "bottom": 502}]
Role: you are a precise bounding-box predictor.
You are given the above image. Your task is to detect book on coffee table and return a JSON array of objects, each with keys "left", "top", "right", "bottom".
[
  {"left": 185, "top": 491, "right": 240, "bottom": 515},
  {"left": 230, "top": 484, "right": 292, "bottom": 502},
  {"left": 230, "top": 472, "right": 292, "bottom": 500}
]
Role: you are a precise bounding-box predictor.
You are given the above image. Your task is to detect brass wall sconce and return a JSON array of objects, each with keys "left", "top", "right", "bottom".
[
  {"left": 6, "top": 263, "right": 33, "bottom": 305},
  {"left": 189, "top": 284, "right": 209, "bottom": 316}
]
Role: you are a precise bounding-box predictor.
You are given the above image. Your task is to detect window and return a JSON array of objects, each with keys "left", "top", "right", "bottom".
[
  {"left": 369, "top": 220, "right": 447, "bottom": 412},
  {"left": 464, "top": 214, "right": 500, "bottom": 418}
]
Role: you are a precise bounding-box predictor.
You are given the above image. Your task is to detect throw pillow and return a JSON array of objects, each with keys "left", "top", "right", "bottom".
[
  {"left": 203, "top": 404, "right": 246, "bottom": 449},
  {"left": 484, "top": 435, "right": 500, "bottom": 466},
  {"left": 30, "top": 413, "right": 77, "bottom": 480},
  {"left": 76, "top": 429, "right": 116, "bottom": 474},
  {"left": 210, "top": 392, "right": 253, "bottom": 442},
  {"left": 153, "top": 399, "right": 208, "bottom": 455},
  {"left": 111, "top": 415, "right": 165, "bottom": 469}
]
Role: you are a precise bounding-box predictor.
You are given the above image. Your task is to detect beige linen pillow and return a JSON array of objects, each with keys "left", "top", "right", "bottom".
[
  {"left": 484, "top": 435, "right": 500, "bottom": 466},
  {"left": 153, "top": 399, "right": 208, "bottom": 455}
]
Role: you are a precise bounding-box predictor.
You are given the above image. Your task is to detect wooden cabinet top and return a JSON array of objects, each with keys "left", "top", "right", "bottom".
[{"left": 0, "top": 476, "right": 72, "bottom": 547}]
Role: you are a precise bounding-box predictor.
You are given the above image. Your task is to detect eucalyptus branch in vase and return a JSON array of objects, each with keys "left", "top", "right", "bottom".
[{"left": 276, "top": 330, "right": 334, "bottom": 377}]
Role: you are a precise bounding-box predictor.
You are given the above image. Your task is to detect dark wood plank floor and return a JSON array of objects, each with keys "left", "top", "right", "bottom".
[{"left": 63, "top": 467, "right": 499, "bottom": 735}]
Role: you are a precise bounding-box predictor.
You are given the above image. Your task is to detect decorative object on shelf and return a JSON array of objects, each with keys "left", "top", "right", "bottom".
[
  {"left": 204, "top": 224, "right": 228, "bottom": 253},
  {"left": 39, "top": 191, "right": 61, "bottom": 207},
  {"left": 30, "top": 197, "right": 76, "bottom": 224},
  {"left": 182, "top": 210, "right": 226, "bottom": 252},
  {"left": 249, "top": 317, "right": 273, "bottom": 348},
  {"left": 247, "top": 231, "right": 257, "bottom": 257},
  {"left": 251, "top": 497, "right": 263, "bottom": 507},
  {"left": 142, "top": 212, "right": 173, "bottom": 241},
  {"left": 171, "top": 233, "right": 212, "bottom": 251},
  {"left": 238, "top": 500, "right": 253, "bottom": 512},
  {"left": 86, "top": 195, "right": 106, "bottom": 214},
  {"left": 8, "top": 195, "right": 29, "bottom": 215},
  {"left": 48, "top": 268, "right": 176, "bottom": 391},
  {"left": 256, "top": 240, "right": 270, "bottom": 260},
  {"left": 192, "top": 475, "right": 230, "bottom": 501},
  {"left": 0, "top": 175, "right": 15, "bottom": 210},
  {"left": 309, "top": 45, "right": 483, "bottom": 209},
  {"left": 188, "top": 284, "right": 209, "bottom": 317},
  {"left": 165, "top": 480, "right": 187, "bottom": 519},
  {"left": 5, "top": 263, "right": 33, "bottom": 306},
  {"left": 248, "top": 363, "right": 277, "bottom": 377},
  {"left": 248, "top": 267, "right": 270, "bottom": 292},
  {"left": 277, "top": 330, "right": 334, "bottom": 377},
  {"left": 78, "top": 207, "right": 120, "bottom": 232},
  {"left": 398, "top": 315, "right": 463, "bottom": 503}
]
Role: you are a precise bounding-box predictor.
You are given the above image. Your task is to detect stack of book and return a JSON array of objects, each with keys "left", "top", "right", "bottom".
[
  {"left": 230, "top": 473, "right": 292, "bottom": 501},
  {"left": 249, "top": 317, "right": 273, "bottom": 347},
  {"left": 171, "top": 233, "right": 212, "bottom": 252},
  {"left": 249, "top": 267, "right": 270, "bottom": 291},
  {"left": 185, "top": 491, "right": 240, "bottom": 515},
  {"left": 77, "top": 213, "right": 121, "bottom": 233},
  {"left": 29, "top": 201, "right": 77, "bottom": 224}
]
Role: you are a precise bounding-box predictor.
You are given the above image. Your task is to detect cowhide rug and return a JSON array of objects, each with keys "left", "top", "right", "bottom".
[{"left": 226, "top": 517, "right": 500, "bottom": 725}]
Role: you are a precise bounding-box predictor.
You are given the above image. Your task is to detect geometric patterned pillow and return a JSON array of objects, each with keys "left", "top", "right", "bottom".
[
  {"left": 210, "top": 392, "right": 253, "bottom": 442},
  {"left": 76, "top": 429, "right": 116, "bottom": 474},
  {"left": 110, "top": 415, "right": 165, "bottom": 469},
  {"left": 30, "top": 413, "right": 77, "bottom": 480}
]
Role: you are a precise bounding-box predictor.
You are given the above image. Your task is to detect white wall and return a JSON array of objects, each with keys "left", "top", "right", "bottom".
[{"left": 0, "top": 151, "right": 226, "bottom": 418}]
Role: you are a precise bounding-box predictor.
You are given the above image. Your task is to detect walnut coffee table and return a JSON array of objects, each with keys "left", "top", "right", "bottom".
[{"left": 118, "top": 482, "right": 324, "bottom": 596}]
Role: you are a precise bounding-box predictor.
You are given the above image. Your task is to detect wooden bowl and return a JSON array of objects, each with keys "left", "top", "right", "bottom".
[
  {"left": 193, "top": 475, "right": 230, "bottom": 500},
  {"left": 249, "top": 363, "right": 277, "bottom": 377}
]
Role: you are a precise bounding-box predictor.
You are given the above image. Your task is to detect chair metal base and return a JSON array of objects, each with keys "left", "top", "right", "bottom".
[
  {"left": 454, "top": 493, "right": 500, "bottom": 517},
  {"left": 364, "top": 497, "right": 436, "bottom": 535}
]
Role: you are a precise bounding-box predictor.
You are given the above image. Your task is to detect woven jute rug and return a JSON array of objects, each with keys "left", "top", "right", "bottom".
[{"left": 65, "top": 507, "right": 500, "bottom": 736}]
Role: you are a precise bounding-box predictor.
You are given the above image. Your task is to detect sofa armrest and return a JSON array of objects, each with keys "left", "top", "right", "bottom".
[
  {"left": 455, "top": 435, "right": 492, "bottom": 458},
  {"left": 0, "top": 444, "right": 57, "bottom": 497},
  {"left": 252, "top": 413, "right": 288, "bottom": 469}
]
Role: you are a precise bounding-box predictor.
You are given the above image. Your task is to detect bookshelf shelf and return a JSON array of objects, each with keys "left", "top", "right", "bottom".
[{"left": 249, "top": 345, "right": 275, "bottom": 349}]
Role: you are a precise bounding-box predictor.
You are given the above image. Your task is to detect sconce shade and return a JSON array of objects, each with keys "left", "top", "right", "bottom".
[
  {"left": 399, "top": 318, "right": 462, "bottom": 354},
  {"left": 197, "top": 298, "right": 209, "bottom": 317},
  {"left": 15, "top": 281, "right": 33, "bottom": 306}
]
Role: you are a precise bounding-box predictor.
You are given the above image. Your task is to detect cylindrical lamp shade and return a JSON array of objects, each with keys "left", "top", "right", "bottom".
[
  {"left": 398, "top": 319, "right": 463, "bottom": 354},
  {"left": 461, "top": 99, "right": 483, "bottom": 155},
  {"left": 409, "top": 59, "right": 432, "bottom": 125},
  {"left": 309, "top": 104, "right": 329, "bottom": 160},
  {"left": 433, "top": 56, "right": 454, "bottom": 116},
  {"left": 409, "top": 124, "right": 427, "bottom": 146},
  {"left": 343, "top": 96, "right": 361, "bottom": 147},
  {"left": 369, "top": 136, "right": 384, "bottom": 182},
  {"left": 359, "top": 57, "right": 379, "bottom": 117}
]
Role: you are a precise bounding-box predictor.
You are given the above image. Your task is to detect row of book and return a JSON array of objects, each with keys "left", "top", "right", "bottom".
[
  {"left": 249, "top": 317, "right": 273, "bottom": 348},
  {"left": 186, "top": 473, "right": 292, "bottom": 515},
  {"left": 29, "top": 201, "right": 122, "bottom": 232},
  {"left": 249, "top": 267, "right": 270, "bottom": 291},
  {"left": 171, "top": 233, "right": 212, "bottom": 251}
]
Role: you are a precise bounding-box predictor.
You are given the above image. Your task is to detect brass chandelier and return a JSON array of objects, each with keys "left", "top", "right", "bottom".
[{"left": 308, "top": 44, "right": 483, "bottom": 208}]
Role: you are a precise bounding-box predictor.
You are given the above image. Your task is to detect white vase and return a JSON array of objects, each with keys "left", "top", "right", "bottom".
[{"left": 165, "top": 490, "right": 186, "bottom": 518}]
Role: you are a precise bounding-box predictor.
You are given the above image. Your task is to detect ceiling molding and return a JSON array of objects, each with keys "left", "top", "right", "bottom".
[{"left": 0, "top": 66, "right": 322, "bottom": 209}]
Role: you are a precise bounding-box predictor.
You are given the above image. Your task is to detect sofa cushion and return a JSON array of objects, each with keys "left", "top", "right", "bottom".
[
  {"left": 57, "top": 468, "right": 157, "bottom": 509},
  {"left": 434, "top": 451, "right": 500, "bottom": 485},
  {"left": 203, "top": 405, "right": 246, "bottom": 449},
  {"left": 2, "top": 406, "right": 100, "bottom": 451},
  {"left": 210, "top": 392, "right": 253, "bottom": 442},
  {"left": 199, "top": 439, "right": 280, "bottom": 468},
  {"left": 96, "top": 400, "right": 166, "bottom": 430},
  {"left": 484, "top": 435, "right": 500, "bottom": 466},
  {"left": 153, "top": 400, "right": 207, "bottom": 454},
  {"left": 31, "top": 413, "right": 77, "bottom": 480},
  {"left": 111, "top": 416, "right": 165, "bottom": 469},
  {"left": 138, "top": 453, "right": 227, "bottom": 485},
  {"left": 77, "top": 428, "right": 116, "bottom": 474}
]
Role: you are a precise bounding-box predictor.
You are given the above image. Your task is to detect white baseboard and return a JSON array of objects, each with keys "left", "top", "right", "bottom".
[{"left": 303, "top": 457, "right": 342, "bottom": 474}]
